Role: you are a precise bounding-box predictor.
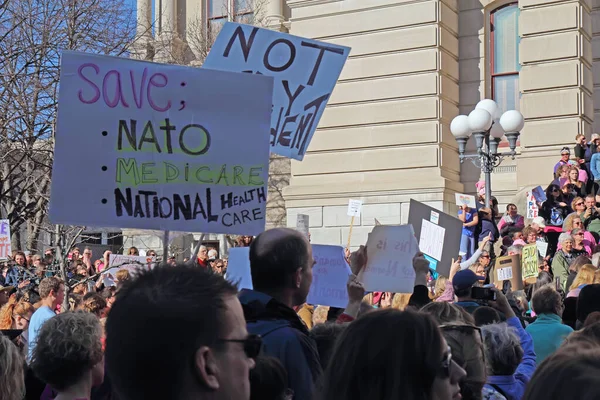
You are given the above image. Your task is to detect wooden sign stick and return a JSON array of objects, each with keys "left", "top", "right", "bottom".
[{"left": 346, "top": 216, "right": 355, "bottom": 251}]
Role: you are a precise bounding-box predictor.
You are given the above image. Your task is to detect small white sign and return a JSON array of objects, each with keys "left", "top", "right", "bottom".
[
  {"left": 430, "top": 211, "right": 440, "bottom": 225},
  {"left": 497, "top": 266, "right": 514, "bottom": 281},
  {"left": 419, "top": 219, "right": 445, "bottom": 261},
  {"left": 102, "top": 254, "right": 156, "bottom": 286},
  {"left": 536, "top": 241, "right": 549, "bottom": 258},
  {"left": 455, "top": 193, "right": 477, "bottom": 208},
  {"left": 347, "top": 199, "right": 362, "bottom": 217}
]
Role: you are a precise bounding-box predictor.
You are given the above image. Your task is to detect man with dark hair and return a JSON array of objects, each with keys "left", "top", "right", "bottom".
[
  {"left": 240, "top": 228, "right": 320, "bottom": 400},
  {"left": 104, "top": 265, "right": 259, "bottom": 400}
]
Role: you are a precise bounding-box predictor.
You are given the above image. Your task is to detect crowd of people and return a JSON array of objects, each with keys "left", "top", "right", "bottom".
[{"left": 1, "top": 146, "right": 600, "bottom": 399}]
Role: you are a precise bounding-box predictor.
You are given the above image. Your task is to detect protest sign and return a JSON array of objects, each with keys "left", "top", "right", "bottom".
[
  {"left": 307, "top": 245, "right": 351, "bottom": 308},
  {"left": 225, "top": 247, "right": 253, "bottom": 290},
  {"left": 408, "top": 199, "right": 462, "bottom": 277},
  {"left": 455, "top": 193, "right": 477, "bottom": 209},
  {"left": 347, "top": 199, "right": 362, "bottom": 217},
  {"left": 49, "top": 51, "right": 274, "bottom": 235},
  {"left": 537, "top": 241, "right": 549, "bottom": 258},
  {"left": 490, "top": 255, "right": 523, "bottom": 290},
  {"left": 296, "top": 214, "right": 310, "bottom": 238},
  {"left": 526, "top": 191, "right": 539, "bottom": 219},
  {"left": 0, "top": 220, "right": 11, "bottom": 261},
  {"left": 522, "top": 243, "right": 539, "bottom": 282},
  {"left": 102, "top": 254, "right": 155, "bottom": 286},
  {"left": 203, "top": 23, "right": 350, "bottom": 160},
  {"left": 358, "top": 225, "right": 419, "bottom": 293},
  {"left": 532, "top": 186, "right": 546, "bottom": 202}
]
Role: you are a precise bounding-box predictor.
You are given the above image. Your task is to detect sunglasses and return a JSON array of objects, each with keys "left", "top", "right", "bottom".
[
  {"left": 439, "top": 324, "right": 485, "bottom": 362},
  {"left": 480, "top": 255, "right": 490, "bottom": 259},
  {"left": 437, "top": 345, "right": 453, "bottom": 378},
  {"left": 218, "top": 334, "right": 262, "bottom": 359}
]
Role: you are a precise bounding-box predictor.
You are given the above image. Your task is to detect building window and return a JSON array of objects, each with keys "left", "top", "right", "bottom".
[
  {"left": 490, "top": 3, "right": 520, "bottom": 114},
  {"left": 207, "top": 0, "right": 254, "bottom": 38}
]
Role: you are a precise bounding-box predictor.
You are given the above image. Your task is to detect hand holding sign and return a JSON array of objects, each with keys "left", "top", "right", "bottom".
[{"left": 349, "top": 245, "right": 367, "bottom": 275}]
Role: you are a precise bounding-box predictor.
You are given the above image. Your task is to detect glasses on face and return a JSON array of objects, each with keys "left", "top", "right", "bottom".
[
  {"left": 574, "top": 221, "right": 582, "bottom": 225},
  {"left": 552, "top": 189, "right": 560, "bottom": 193},
  {"left": 575, "top": 232, "right": 584, "bottom": 236},
  {"left": 480, "top": 255, "right": 490, "bottom": 259},
  {"left": 15, "top": 315, "right": 29, "bottom": 323},
  {"left": 437, "top": 345, "right": 453, "bottom": 378},
  {"left": 576, "top": 202, "right": 584, "bottom": 206},
  {"left": 218, "top": 334, "right": 262, "bottom": 359},
  {"left": 439, "top": 324, "right": 485, "bottom": 363}
]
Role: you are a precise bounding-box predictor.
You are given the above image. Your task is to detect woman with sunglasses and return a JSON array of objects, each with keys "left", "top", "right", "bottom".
[{"left": 318, "top": 308, "right": 466, "bottom": 400}]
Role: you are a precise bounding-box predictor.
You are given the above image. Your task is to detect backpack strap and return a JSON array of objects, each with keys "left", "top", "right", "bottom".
[{"left": 489, "top": 383, "right": 509, "bottom": 400}]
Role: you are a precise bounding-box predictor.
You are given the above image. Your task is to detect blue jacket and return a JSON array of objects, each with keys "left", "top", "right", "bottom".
[
  {"left": 591, "top": 152, "right": 600, "bottom": 181},
  {"left": 485, "top": 317, "right": 537, "bottom": 400},
  {"left": 238, "top": 289, "right": 322, "bottom": 400},
  {"left": 525, "top": 313, "right": 573, "bottom": 364},
  {"left": 5, "top": 266, "right": 20, "bottom": 286}
]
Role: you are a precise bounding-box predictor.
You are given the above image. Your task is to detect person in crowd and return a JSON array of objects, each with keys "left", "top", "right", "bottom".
[
  {"left": 207, "top": 248, "right": 218, "bottom": 260},
  {"left": 551, "top": 232, "right": 579, "bottom": 291},
  {"left": 478, "top": 208, "right": 497, "bottom": 253},
  {"left": 497, "top": 204, "right": 524, "bottom": 238},
  {"left": 539, "top": 184, "right": 570, "bottom": 251},
  {"left": 468, "top": 250, "right": 492, "bottom": 277},
  {"left": 576, "top": 284, "right": 600, "bottom": 329},
  {"left": 562, "top": 213, "right": 597, "bottom": 254},
  {"left": 30, "top": 311, "right": 104, "bottom": 400},
  {"left": 0, "top": 334, "right": 25, "bottom": 400},
  {"left": 240, "top": 228, "right": 321, "bottom": 400},
  {"left": 5, "top": 251, "right": 29, "bottom": 287},
  {"left": 590, "top": 142, "right": 600, "bottom": 181},
  {"left": 566, "top": 264, "right": 597, "bottom": 298},
  {"left": 27, "top": 276, "right": 64, "bottom": 362},
  {"left": 580, "top": 194, "right": 600, "bottom": 239},
  {"left": 531, "top": 217, "right": 548, "bottom": 242},
  {"left": 197, "top": 245, "right": 209, "bottom": 268},
  {"left": 318, "top": 308, "right": 466, "bottom": 400},
  {"left": 566, "top": 166, "right": 586, "bottom": 197},
  {"left": 525, "top": 285, "right": 572, "bottom": 363},
  {"left": 212, "top": 259, "right": 225, "bottom": 275},
  {"left": 473, "top": 306, "right": 502, "bottom": 327},
  {"left": 522, "top": 226, "right": 537, "bottom": 246},
  {"left": 82, "top": 247, "right": 94, "bottom": 275},
  {"left": 421, "top": 302, "right": 500, "bottom": 400},
  {"left": 574, "top": 133, "right": 592, "bottom": 173},
  {"left": 0, "top": 295, "right": 34, "bottom": 355},
  {"left": 77, "top": 292, "right": 107, "bottom": 318},
  {"left": 452, "top": 270, "right": 486, "bottom": 314},
  {"left": 250, "top": 356, "right": 293, "bottom": 400},
  {"left": 553, "top": 146, "right": 575, "bottom": 175},
  {"left": 0, "top": 283, "right": 13, "bottom": 308},
  {"left": 114, "top": 269, "right": 130, "bottom": 289},
  {"left": 236, "top": 235, "right": 254, "bottom": 247},
  {"left": 310, "top": 323, "right": 347, "bottom": 370},
  {"left": 481, "top": 289, "right": 536, "bottom": 400},
  {"left": 458, "top": 204, "right": 478, "bottom": 260},
  {"left": 563, "top": 196, "right": 586, "bottom": 228},
  {"left": 550, "top": 164, "right": 570, "bottom": 189},
  {"left": 105, "top": 265, "right": 258, "bottom": 400},
  {"left": 567, "top": 228, "right": 592, "bottom": 256},
  {"left": 522, "top": 345, "right": 600, "bottom": 400},
  {"left": 127, "top": 246, "right": 139, "bottom": 256}
]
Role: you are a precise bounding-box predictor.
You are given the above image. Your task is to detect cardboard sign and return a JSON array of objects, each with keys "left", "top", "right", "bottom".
[
  {"left": 102, "top": 254, "right": 155, "bottom": 286},
  {"left": 225, "top": 247, "right": 253, "bottom": 290},
  {"left": 408, "top": 199, "right": 462, "bottom": 277},
  {"left": 226, "top": 244, "right": 350, "bottom": 307},
  {"left": 347, "top": 199, "right": 362, "bottom": 217},
  {"left": 521, "top": 243, "right": 539, "bottom": 282},
  {"left": 526, "top": 191, "right": 539, "bottom": 219},
  {"left": 490, "top": 255, "right": 523, "bottom": 290},
  {"left": 49, "top": 51, "right": 274, "bottom": 235},
  {"left": 296, "top": 214, "right": 310, "bottom": 238},
  {"left": 203, "top": 23, "right": 350, "bottom": 160},
  {"left": 455, "top": 193, "right": 477, "bottom": 208},
  {"left": 0, "top": 220, "right": 11, "bottom": 261},
  {"left": 358, "top": 225, "right": 419, "bottom": 293},
  {"left": 531, "top": 186, "right": 547, "bottom": 202},
  {"left": 307, "top": 245, "right": 351, "bottom": 308}
]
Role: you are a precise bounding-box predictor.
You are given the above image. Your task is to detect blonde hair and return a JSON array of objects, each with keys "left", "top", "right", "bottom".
[
  {"left": 432, "top": 276, "right": 448, "bottom": 300},
  {"left": 594, "top": 270, "right": 600, "bottom": 284},
  {"left": 570, "top": 265, "right": 598, "bottom": 291},
  {"left": 0, "top": 334, "right": 25, "bottom": 400},
  {"left": 115, "top": 269, "right": 130, "bottom": 282},
  {"left": 0, "top": 296, "right": 35, "bottom": 329},
  {"left": 391, "top": 293, "right": 412, "bottom": 310}
]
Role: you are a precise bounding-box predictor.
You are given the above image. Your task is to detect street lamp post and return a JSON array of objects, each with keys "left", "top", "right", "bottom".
[{"left": 450, "top": 99, "right": 525, "bottom": 207}]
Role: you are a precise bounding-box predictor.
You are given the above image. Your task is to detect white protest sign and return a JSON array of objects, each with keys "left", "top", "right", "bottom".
[
  {"left": 102, "top": 254, "right": 155, "bottom": 286},
  {"left": 296, "top": 214, "right": 310, "bottom": 238},
  {"left": 347, "top": 199, "right": 362, "bottom": 217},
  {"left": 225, "top": 247, "right": 253, "bottom": 290},
  {"left": 49, "top": 51, "right": 274, "bottom": 235},
  {"left": 358, "top": 225, "right": 419, "bottom": 293},
  {"left": 455, "top": 193, "right": 477, "bottom": 208},
  {"left": 419, "top": 219, "right": 445, "bottom": 261},
  {"left": 307, "top": 245, "right": 351, "bottom": 308},
  {"left": 497, "top": 266, "right": 514, "bottom": 281},
  {"left": 537, "top": 241, "right": 549, "bottom": 258},
  {"left": 526, "top": 191, "right": 539, "bottom": 219},
  {"left": 203, "top": 23, "right": 351, "bottom": 160},
  {"left": 0, "top": 220, "right": 11, "bottom": 261}
]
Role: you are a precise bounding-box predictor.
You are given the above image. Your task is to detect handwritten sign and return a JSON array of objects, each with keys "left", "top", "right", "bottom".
[
  {"left": 307, "top": 245, "right": 351, "bottom": 308},
  {"left": 522, "top": 243, "right": 539, "bottom": 282},
  {"left": 296, "top": 214, "right": 310, "bottom": 238},
  {"left": 491, "top": 255, "right": 523, "bottom": 290},
  {"left": 102, "top": 254, "right": 155, "bottom": 286},
  {"left": 225, "top": 247, "right": 253, "bottom": 290},
  {"left": 49, "top": 51, "right": 274, "bottom": 235},
  {"left": 0, "top": 220, "right": 11, "bottom": 261},
  {"left": 203, "top": 23, "right": 350, "bottom": 160},
  {"left": 526, "top": 191, "right": 539, "bottom": 219},
  {"left": 358, "top": 225, "right": 419, "bottom": 293},
  {"left": 455, "top": 193, "right": 477, "bottom": 208},
  {"left": 347, "top": 199, "right": 362, "bottom": 217},
  {"left": 419, "top": 219, "right": 445, "bottom": 261}
]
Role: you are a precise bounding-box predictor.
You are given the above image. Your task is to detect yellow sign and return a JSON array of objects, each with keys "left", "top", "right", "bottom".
[{"left": 522, "top": 244, "right": 538, "bottom": 282}]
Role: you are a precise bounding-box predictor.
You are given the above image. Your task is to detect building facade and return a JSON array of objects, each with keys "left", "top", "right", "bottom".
[{"left": 141, "top": 0, "right": 597, "bottom": 250}]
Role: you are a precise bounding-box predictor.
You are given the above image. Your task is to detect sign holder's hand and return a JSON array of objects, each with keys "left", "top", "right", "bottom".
[
  {"left": 413, "top": 251, "right": 430, "bottom": 286},
  {"left": 349, "top": 245, "right": 367, "bottom": 276},
  {"left": 343, "top": 273, "right": 366, "bottom": 319}
]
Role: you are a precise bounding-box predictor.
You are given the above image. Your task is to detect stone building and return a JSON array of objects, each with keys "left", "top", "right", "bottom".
[{"left": 139, "top": 0, "right": 596, "bottom": 250}]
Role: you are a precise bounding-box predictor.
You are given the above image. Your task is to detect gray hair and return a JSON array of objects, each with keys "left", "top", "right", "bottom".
[
  {"left": 507, "top": 245, "right": 523, "bottom": 255},
  {"left": 592, "top": 253, "right": 600, "bottom": 268},
  {"left": 558, "top": 232, "right": 573, "bottom": 244},
  {"left": 531, "top": 284, "right": 562, "bottom": 316},
  {"left": 199, "top": 245, "right": 207, "bottom": 252},
  {"left": 481, "top": 323, "right": 523, "bottom": 376}
]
